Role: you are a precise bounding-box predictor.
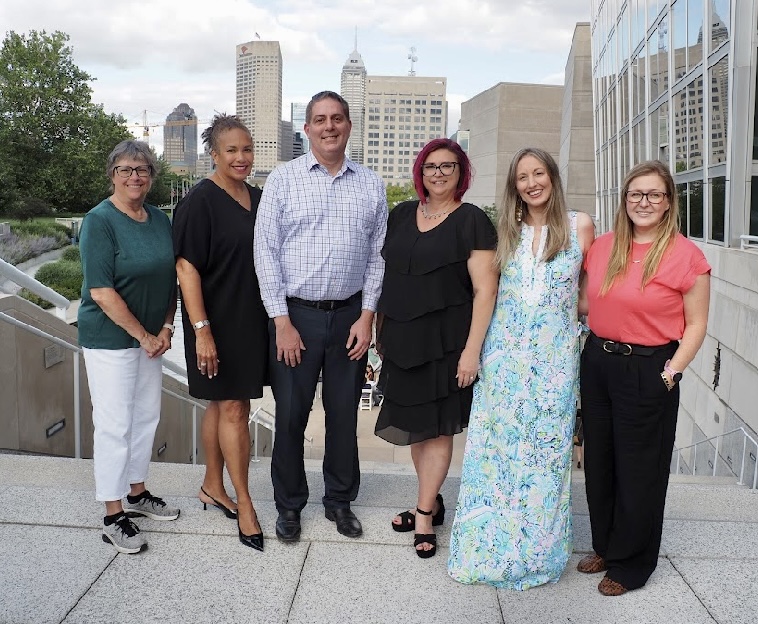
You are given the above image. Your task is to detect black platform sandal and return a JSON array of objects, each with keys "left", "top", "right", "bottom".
[
  {"left": 391, "top": 494, "right": 445, "bottom": 533},
  {"left": 414, "top": 507, "right": 437, "bottom": 559}
]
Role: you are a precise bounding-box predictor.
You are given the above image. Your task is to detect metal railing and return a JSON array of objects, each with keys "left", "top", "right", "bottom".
[
  {"left": 739, "top": 234, "right": 758, "bottom": 251},
  {"left": 0, "top": 310, "right": 277, "bottom": 463},
  {"left": 672, "top": 427, "right": 758, "bottom": 489},
  {"left": 0, "top": 257, "right": 69, "bottom": 319}
]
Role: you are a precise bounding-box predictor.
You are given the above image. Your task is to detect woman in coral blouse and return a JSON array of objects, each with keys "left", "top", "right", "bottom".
[{"left": 578, "top": 160, "right": 710, "bottom": 596}]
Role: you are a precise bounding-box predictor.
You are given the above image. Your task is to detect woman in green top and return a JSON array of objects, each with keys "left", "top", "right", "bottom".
[{"left": 78, "top": 140, "right": 179, "bottom": 554}]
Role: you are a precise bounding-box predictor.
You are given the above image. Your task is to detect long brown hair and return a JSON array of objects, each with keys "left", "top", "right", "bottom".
[
  {"left": 600, "top": 160, "right": 681, "bottom": 295},
  {"left": 496, "top": 147, "right": 569, "bottom": 266}
]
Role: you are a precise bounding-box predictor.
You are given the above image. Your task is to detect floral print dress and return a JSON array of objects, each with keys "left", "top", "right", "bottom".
[{"left": 448, "top": 212, "right": 582, "bottom": 590}]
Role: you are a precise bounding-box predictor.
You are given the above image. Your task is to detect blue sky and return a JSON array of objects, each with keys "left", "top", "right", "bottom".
[{"left": 1, "top": 0, "right": 591, "bottom": 153}]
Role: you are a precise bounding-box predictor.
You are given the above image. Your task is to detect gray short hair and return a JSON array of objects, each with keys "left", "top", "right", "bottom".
[{"left": 106, "top": 140, "right": 159, "bottom": 181}]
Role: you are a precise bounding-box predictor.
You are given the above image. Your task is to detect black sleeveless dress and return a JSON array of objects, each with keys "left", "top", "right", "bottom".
[
  {"left": 172, "top": 179, "right": 269, "bottom": 400},
  {"left": 374, "top": 200, "right": 497, "bottom": 445}
]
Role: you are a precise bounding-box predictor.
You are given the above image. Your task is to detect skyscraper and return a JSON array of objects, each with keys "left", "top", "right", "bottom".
[
  {"left": 340, "top": 36, "right": 367, "bottom": 164},
  {"left": 236, "top": 40, "right": 282, "bottom": 178},
  {"left": 291, "top": 102, "right": 308, "bottom": 153},
  {"left": 163, "top": 103, "right": 198, "bottom": 174},
  {"left": 363, "top": 75, "right": 447, "bottom": 185}
]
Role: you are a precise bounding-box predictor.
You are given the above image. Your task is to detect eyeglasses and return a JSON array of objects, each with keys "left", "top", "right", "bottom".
[
  {"left": 421, "top": 162, "right": 458, "bottom": 177},
  {"left": 114, "top": 165, "right": 153, "bottom": 178},
  {"left": 626, "top": 190, "right": 668, "bottom": 204}
]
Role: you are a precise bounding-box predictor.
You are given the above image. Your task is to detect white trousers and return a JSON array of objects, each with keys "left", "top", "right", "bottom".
[{"left": 83, "top": 347, "right": 162, "bottom": 502}]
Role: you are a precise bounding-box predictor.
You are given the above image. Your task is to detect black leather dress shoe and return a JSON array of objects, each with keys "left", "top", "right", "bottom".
[
  {"left": 325, "top": 507, "right": 363, "bottom": 538},
  {"left": 275, "top": 510, "right": 301, "bottom": 542}
]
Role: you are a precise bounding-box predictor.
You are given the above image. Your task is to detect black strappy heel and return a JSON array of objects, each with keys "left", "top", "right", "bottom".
[
  {"left": 414, "top": 507, "right": 437, "bottom": 559},
  {"left": 392, "top": 494, "right": 445, "bottom": 532},
  {"left": 200, "top": 486, "right": 237, "bottom": 519}
]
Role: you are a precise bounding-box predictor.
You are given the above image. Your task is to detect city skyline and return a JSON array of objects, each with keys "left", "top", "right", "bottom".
[{"left": 0, "top": 0, "right": 590, "bottom": 153}]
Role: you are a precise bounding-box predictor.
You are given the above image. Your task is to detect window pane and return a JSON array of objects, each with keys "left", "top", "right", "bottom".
[
  {"left": 648, "top": 0, "right": 659, "bottom": 27},
  {"left": 710, "top": 0, "right": 730, "bottom": 52},
  {"left": 689, "top": 78, "right": 704, "bottom": 169},
  {"left": 674, "top": 87, "right": 688, "bottom": 171},
  {"left": 649, "top": 30, "right": 660, "bottom": 102},
  {"left": 660, "top": 102, "right": 670, "bottom": 163},
  {"left": 710, "top": 176, "right": 726, "bottom": 242},
  {"left": 751, "top": 178, "right": 758, "bottom": 236},
  {"left": 632, "top": 47, "right": 647, "bottom": 117},
  {"left": 672, "top": 0, "right": 687, "bottom": 81},
  {"left": 690, "top": 180, "right": 704, "bottom": 238},
  {"left": 677, "top": 182, "right": 688, "bottom": 234},
  {"left": 711, "top": 57, "right": 729, "bottom": 164},
  {"left": 687, "top": 0, "right": 703, "bottom": 72},
  {"left": 621, "top": 7, "right": 630, "bottom": 60}
]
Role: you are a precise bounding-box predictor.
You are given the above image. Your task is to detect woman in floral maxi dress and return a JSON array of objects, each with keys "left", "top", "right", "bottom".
[{"left": 448, "top": 147, "right": 594, "bottom": 589}]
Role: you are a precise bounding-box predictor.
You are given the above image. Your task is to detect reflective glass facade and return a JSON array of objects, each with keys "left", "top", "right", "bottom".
[{"left": 590, "top": 0, "right": 758, "bottom": 246}]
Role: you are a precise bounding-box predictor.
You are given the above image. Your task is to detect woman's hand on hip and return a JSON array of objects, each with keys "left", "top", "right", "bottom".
[
  {"left": 195, "top": 328, "right": 219, "bottom": 378},
  {"left": 456, "top": 347, "right": 480, "bottom": 389}
]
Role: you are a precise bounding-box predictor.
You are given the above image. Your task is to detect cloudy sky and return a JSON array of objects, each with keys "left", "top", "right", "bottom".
[{"left": 1, "top": 0, "right": 591, "bottom": 153}]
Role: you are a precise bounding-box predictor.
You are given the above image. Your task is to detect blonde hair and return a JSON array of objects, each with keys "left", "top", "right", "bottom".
[
  {"left": 496, "top": 147, "right": 570, "bottom": 267},
  {"left": 600, "top": 160, "right": 681, "bottom": 295}
]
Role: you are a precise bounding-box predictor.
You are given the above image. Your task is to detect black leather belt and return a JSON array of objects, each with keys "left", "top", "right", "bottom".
[
  {"left": 588, "top": 332, "right": 675, "bottom": 357},
  {"left": 287, "top": 291, "right": 361, "bottom": 311}
]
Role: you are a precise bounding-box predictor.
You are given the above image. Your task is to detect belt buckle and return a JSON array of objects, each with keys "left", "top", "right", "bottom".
[{"left": 602, "top": 340, "right": 633, "bottom": 356}]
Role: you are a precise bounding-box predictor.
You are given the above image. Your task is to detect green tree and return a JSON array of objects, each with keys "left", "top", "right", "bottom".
[
  {"left": 0, "top": 30, "right": 132, "bottom": 214},
  {"left": 385, "top": 182, "right": 417, "bottom": 210}
]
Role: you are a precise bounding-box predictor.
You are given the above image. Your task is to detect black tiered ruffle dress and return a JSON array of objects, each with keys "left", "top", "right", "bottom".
[{"left": 374, "top": 201, "right": 497, "bottom": 446}]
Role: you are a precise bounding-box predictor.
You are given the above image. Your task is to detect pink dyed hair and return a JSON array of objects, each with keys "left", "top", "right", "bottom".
[{"left": 412, "top": 138, "right": 473, "bottom": 205}]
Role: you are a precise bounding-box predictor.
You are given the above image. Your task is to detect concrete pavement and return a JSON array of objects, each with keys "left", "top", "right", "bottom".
[{"left": 1, "top": 454, "right": 757, "bottom": 624}]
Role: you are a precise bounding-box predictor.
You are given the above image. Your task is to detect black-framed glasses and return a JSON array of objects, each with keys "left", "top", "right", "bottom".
[
  {"left": 421, "top": 162, "right": 458, "bottom": 177},
  {"left": 114, "top": 165, "right": 153, "bottom": 178},
  {"left": 626, "top": 190, "right": 668, "bottom": 204}
]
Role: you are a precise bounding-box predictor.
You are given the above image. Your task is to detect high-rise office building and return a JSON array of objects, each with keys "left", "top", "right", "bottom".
[
  {"left": 363, "top": 75, "right": 447, "bottom": 185},
  {"left": 590, "top": 0, "right": 758, "bottom": 472},
  {"left": 163, "top": 103, "right": 198, "bottom": 174},
  {"left": 236, "top": 40, "right": 282, "bottom": 178},
  {"left": 341, "top": 39, "right": 367, "bottom": 164},
  {"left": 291, "top": 102, "right": 309, "bottom": 153}
]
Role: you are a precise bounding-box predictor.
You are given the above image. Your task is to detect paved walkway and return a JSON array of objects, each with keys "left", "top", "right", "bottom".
[{"left": 1, "top": 454, "right": 757, "bottom": 624}]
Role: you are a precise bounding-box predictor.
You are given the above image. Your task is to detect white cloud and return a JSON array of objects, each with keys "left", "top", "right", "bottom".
[{"left": 0, "top": 0, "right": 590, "bottom": 149}]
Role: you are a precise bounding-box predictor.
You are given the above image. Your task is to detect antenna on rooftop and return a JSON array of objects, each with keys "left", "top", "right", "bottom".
[
  {"left": 407, "top": 46, "right": 417, "bottom": 76},
  {"left": 354, "top": 26, "right": 358, "bottom": 51}
]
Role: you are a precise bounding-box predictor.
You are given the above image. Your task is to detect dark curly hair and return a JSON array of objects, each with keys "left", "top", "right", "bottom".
[{"left": 201, "top": 114, "right": 251, "bottom": 153}]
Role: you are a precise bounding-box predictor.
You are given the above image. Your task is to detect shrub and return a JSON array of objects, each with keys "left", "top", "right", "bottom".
[
  {"left": 18, "top": 289, "right": 54, "bottom": 309},
  {"left": 61, "top": 246, "right": 80, "bottom": 262},
  {"left": 12, "top": 222, "right": 71, "bottom": 240},
  {"left": 0, "top": 234, "right": 63, "bottom": 265},
  {"left": 35, "top": 260, "right": 83, "bottom": 296},
  {"left": 8, "top": 198, "right": 53, "bottom": 222}
]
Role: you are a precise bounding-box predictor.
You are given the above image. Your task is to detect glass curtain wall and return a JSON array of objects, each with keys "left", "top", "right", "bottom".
[{"left": 591, "top": 0, "right": 739, "bottom": 244}]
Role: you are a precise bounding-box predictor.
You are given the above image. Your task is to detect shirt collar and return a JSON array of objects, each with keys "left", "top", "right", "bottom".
[{"left": 306, "top": 151, "right": 356, "bottom": 177}]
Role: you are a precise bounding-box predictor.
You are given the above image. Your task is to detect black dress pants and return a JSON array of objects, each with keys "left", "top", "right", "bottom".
[
  {"left": 580, "top": 335, "right": 679, "bottom": 590},
  {"left": 269, "top": 296, "right": 366, "bottom": 513}
]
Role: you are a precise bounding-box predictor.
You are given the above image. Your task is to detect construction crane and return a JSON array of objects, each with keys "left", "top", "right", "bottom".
[
  {"left": 128, "top": 110, "right": 162, "bottom": 143},
  {"left": 128, "top": 110, "right": 209, "bottom": 147}
]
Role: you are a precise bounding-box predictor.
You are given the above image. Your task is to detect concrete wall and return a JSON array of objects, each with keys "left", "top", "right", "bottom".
[
  {"left": 674, "top": 246, "right": 758, "bottom": 481},
  {"left": 0, "top": 294, "right": 273, "bottom": 463},
  {"left": 461, "top": 82, "right": 564, "bottom": 209},
  {"left": 559, "top": 23, "right": 596, "bottom": 216}
]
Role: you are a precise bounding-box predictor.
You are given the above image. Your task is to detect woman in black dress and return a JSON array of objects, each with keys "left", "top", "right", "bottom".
[
  {"left": 173, "top": 114, "right": 268, "bottom": 552},
  {"left": 375, "top": 138, "right": 499, "bottom": 558}
]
